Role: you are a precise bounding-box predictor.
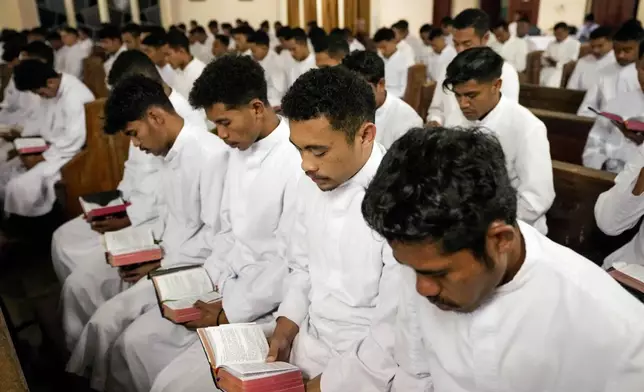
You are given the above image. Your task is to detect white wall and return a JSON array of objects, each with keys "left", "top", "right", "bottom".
[
  {"left": 537, "top": 0, "right": 587, "bottom": 32},
  {"left": 0, "top": 0, "right": 39, "bottom": 30},
  {"left": 372, "top": 0, "right": 432, "bottom": 37},
  {"left": 452, "top": 0, "right": 479, "bottom": 15},
  {"left": 173, "top": 0, "right": 285, "bottom": 28}
]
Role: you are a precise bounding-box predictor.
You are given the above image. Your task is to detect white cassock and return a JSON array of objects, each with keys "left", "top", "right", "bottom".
[
  {"left": 403, "top": 35, "right": 425, "bottom": 64},
  {"left": 51, "top": 89, "right": 202, "bottom": 283},
  {"left": 79, "top": 38, "right": 94, "bottom": 57},
  {"left": 62, "top": 42, "right": 88, "bottom": 79},
  {"left": 156, "top": 64, "right": 177, "bottom": 90},
  {"left": 280, "top": 49, "right": 294, "bottom": 71},
  {"left": 190, "top": 42, "right": 214, "bottom": 64},
  {"left": 54, "top": 47, "right": 68, "bottom": 73},
  {"left": 349, "top": 39, "right": 365, "bottom": 52},
  {"left": 0, "top": 78, "right": 41, "bottom": 161},
  {"left": 287, "top": 53, "right": 316, "bottom": 88},
  {"left": 64, "top": 121, "right": 229, "bottom": 392},
  {"left": 497, "top": 35, "right": 529, "bottom": 73},
  {"left": 566, "top": 51, "right": 616, "bottom": 91},
  {"left": 487, "top": 33, "right": 503, "bottom": 53},
  {"left": 425, "top": 45, "right": 456, "bottom": 82},
  {"left": 258, "top": 50, "right": 287, "bottom": 108},
  {"left": 0, "top": 74, "right": 94, "bottom": 217},
  {"left": 577, "top": 62, "right": 639, "bottom": 118},
  {"left": 375, "top": 93, "right": 423, "bottom": 149},
  {"left": 446, "top": 96, "right": 555, "bottom": 234},
  {"left": 173, "top": 57, "right": 206, "bottom": 101},
  {"left": 383, "top": 49, "right": 415, "bottom": 98},
  {"left": 595, "top": 149, "right": 644, "bottom": 268},
  {"left": 539, "top": 36, "right": 581, "bottom": 87},
  {"left": 116, "top": 118, "right": 302, "bottom": 392},
  {"left": 103, "top": 45, "right": 127, "bottom": 77},
  {"left": 323, "top": 221, "right": 644, "bottom": 392},
  {"left": 427, "top": 61, "right": 519, "bottom": 125},
  {"left": 582, "top": 90, "right": 644, "bottom": 173}
]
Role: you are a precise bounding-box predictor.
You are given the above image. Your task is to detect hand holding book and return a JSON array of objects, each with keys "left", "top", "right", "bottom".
[
  {"left": 267, "top": 317, "right": 300, "bottom": 363},
  {"left": 119, "top": 260, "right": 161, "bottom": 283},
  {"left": 589, "top": 107, "right": 644, "bottom": 145},
  {"left": 90, "top": 216, "right": 131, "bottom": 234},
  {"left": 184, "top": 300, "right": 228, "bottom": 329}
]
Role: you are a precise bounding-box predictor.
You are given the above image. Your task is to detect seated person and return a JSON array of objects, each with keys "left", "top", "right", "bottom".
[
  {"left": 312, "top": 34, "right": 349, "bottom": 68},
  {"left": 140, "top": 32, "right": 177, "bottom": 88},
  {"left": 98, "top": 24, "right": 127, "bottom": 76},
  {"left": 248, "top": 30, "right": 287, "bottom": 108},
  {"left": 373, "top": 27, "right": 414, "bottom": 98},
  {"left": 285, "top": 28, "right": 316, "bottom": 88},
  {"left": 566, "top": 26, "right": 615, "bottom": 91},
  {"left": 539, "top": 22, "right": 581, "bottom": 87},
  {"left": 491, "top": 20, "right": 528, "bottom": 73},
  {"left": 165, "top": 30, "right": 207, "bottom": 99},
  {"left": 425, "top": 27, "right": 457, "bottom": 82}
]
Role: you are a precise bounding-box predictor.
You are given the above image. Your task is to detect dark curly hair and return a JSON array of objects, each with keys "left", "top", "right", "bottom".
[
  {"left": 13, "top": 59, "right": 58, "bottom": 91},
  {"left": 189, "top": 54, "right": 268, "bottom": 109},
  {"left": 281, "top": 66, "right": 375, "bottom": 143},
  {"left": 342, "top": 50, "right": 385, "bottom": 85},
  {"left": 362, "top": 126, "right": 517, "bottom": 258}
]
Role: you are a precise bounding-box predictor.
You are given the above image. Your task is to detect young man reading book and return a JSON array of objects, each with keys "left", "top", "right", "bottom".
[
  {"left": 321, "top": 126, "right": 644, "bottom": 391},
  {"left": 63, "top": 76, "right": 229, "bottom": 391},
  {"left": 109, "top": 55, "right": 301, "bottom": 392},
  {"left": 52, "top": 50, "right": 205, "bottom": 283}
]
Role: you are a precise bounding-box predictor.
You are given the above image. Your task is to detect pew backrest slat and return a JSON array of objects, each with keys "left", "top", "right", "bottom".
[
  {"left": 530, "top": 108, "right": 594, "bottom": 165},
  {"left": 403, "top": 64, "right": 427, "bottom": 116},
  {"left": 520, "top": 84, "right": 585, "bottom": 114}
]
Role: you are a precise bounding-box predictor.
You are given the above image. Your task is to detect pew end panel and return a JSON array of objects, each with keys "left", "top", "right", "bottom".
[
  {"left": 525, "top": 50, "right": 543, "bottom": 85},
  {"left": 403, "top": 64, "right": 428, "bottom": 116},
  {"left": 82, "top": 56, "right": 109, "bottom": 99},
  {"left": 0, "top": 307, "right": 28, "bottom": 392},
  {"left": 530, "top": 108, "right": 594, "bottom": 165},
  {"left": 560, "top": 61, "right": 577, "bottom": 88},
  {"left": 520, "top": 84, "right": 585, "bottom": 114},
  {"left": 418, "top": 82, "right": 437, "bottom": 121}
]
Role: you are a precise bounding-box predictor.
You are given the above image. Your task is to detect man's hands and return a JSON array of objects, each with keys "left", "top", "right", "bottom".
[
  {"left": 616, "top": 121, "right": 644, "bottom": 146},
  {"left": 305, "top": 375, "right": 321, "bottom": 392},
  {"left": 2, "top": 129, "right": 21, "bottom": 142},
  {"left": 267, "top": 317, "right": 300, "bottom": 363},
  {"left": 427, "top": 120, "right": 441, "bottom": 128},
  {"left": 118, "top": 260, "right": 161, "bottom": 283},
  {"left": 183, "top": 300, "right": 228, "bottom": 329},
  {"left": 89, "top": 216, "right": 131, "bottom": 233},
  {"left": 544, "top": 56, "right": 556, "bottom": 66},
  {"left": 20, "top": 153, "right": 44, "bottom": 169}
]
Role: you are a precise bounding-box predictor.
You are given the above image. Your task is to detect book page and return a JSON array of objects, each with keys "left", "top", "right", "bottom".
[
  {"left": 154, "top": 268, "right": 214, "bottom": 302},
  {"left": 104, "top": 227, "right": 157, "bottom": 255},
  {"left": 613, "top": 262, "right": 644, "bottom": 283},
  {"left": 162, "top": 289, "right": 221, "bottom": 310},
  {"left": 209, "top": 324, "right": 269, "bottom": 368},
  {"left": 14, "top": 137, "right": 47, "bottom": 149},
  {"left": 224, "top": 361, "right": 299, "bottom": 379}
]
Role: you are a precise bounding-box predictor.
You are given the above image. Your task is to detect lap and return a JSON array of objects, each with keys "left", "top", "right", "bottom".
[{"left": 151, "top": 340, "right": 220, "bottom": 392}]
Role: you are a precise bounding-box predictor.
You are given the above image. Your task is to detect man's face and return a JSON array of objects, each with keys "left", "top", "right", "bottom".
[
  {"left": 212, "top": 39, "right": 228, "bottom": 57},
  {"left": 49, "top": 39, "right": 63, "bottom": 51},
  {"left": 590, "top": 37, "right": 612, "bottom": 59},
  {"left": 205, "top": 101, "right": 263, "bottom": 150},
  {"left": 441, "top": 24, "right": 453, "bottom": 36},
  {"left": 492, "top": 27, "right": 510, "bottom": 43},
  {"left": 124, "top": 109, "right": 169, "bottom": 156},
  {"left": 376, "top": 40, "right": 397, "bottom": 58},
  {"left": 100, "top": 38, "right": 121, "bottom": 54},
  {"left": 290, "top": 116, "right": 375, "bottom": 191},
  {"left": 420, "top": 31, "right": 431, "bottom": 46},
  {"left": 554, "top": 27, "right": 568, "bottom": 42},
  {"left": 517, "top": 21, "right": 529, "bottom": 38},
  {"left": 430, "top": 36, "right": 446, "bottom": 54},
  {"left": 142, "top": 44, "right": 166, "bottom": 66},
  {"left": 614, "top": 40, "right": 639, "bottom": 66},
  {"left": 209, "top": 26, "right": 219, "bottom": 35},
  {"left": 164, "top": 47, "right": 185, "bottom": 69},
  {"left": 315, "top": 51, "right": 341, "bottom": 68},
  {"left": 79, "top": 31, "right": 89, "bottom": 41},
  {"left": 121, "top": 32, "right": 140, "bottom": 50},
  {"left": 61, "top": 31, "right": 77, "bottom": 47},
  {"left": 452, "top": 78, "right": 502, "bottom": 121},
  {"left": 390, "top": 222, "right": 516, "bottom": 313},
  {"left": 251, "top": 43, "right": 270, "bottom": 62},
  {"left": 392, "top": 28, "right": 404, "bottom": 43},
  {"left": 233, "top": 33, "right": 249, "bottom": 52},
  {"left": 289, "top": 42, "right": 309, "bottom": 62},
  {"left": 33, "top": 78, "right": 59, "bottom": 99},
  {"left": 453, "top": 27, "right": 486, "bottom": 53},
  {"left": 369, "top": 79, "right": 387, "bottom": 108}
]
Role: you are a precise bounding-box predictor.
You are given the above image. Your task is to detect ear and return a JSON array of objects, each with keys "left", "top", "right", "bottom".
[
  {"left": 377, "top": 78, "right": 386, "bottom": 92},
  {"left": 482, "top": 31, "right": 490, "bottom": 46},
  {"left": 251, "top": 99, "right": 266, "bottom": 117},
  {"left": 486, "top": 220, "right": 516, "bottom": 256},
  {"left": 494, "top": 77, "right": 503, "bottom": 93},
  {"left": 147, "top": 107, "right": 166, "bottom": 126},
  {"left": 358, "top": 122, "right": 376, "bottom": 146}
]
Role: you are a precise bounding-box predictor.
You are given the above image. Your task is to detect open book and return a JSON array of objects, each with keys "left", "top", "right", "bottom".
[
  {"left": 79, "top": 190, "right": 130, "bottom": 221},
  {"left": 104, "top": 227, "right": 163, "bottom": 267},
  {"left": 588, "top": 107, "right": 644, "bottom": 132},
  {"left": 150, "top": 266, "right": 222, "bottom": 323},
  {"left": 197, "top": 324, "right": 304, "bottom": 392},
  {"left": 13, "top": 137, "right": 48, "bottom": 154},
  {"left": 609, "top": 262, "right": 644, "bottom": 293}
]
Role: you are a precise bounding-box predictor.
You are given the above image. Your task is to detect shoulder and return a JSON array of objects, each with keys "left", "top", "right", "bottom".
[
  {"left": 503, "top": 99, "right": 545, "bottom": 130},
  {"left": 501, "top": 61, "right": 518, "bottom": 77}
]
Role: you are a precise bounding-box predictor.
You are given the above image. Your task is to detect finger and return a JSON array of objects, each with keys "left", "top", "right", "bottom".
[{"left": 266, "top": 341, "right": 281, "bottom": 362}]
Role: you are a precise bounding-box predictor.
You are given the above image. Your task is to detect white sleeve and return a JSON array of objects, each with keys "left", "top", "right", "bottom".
[
  {"left": 582, "top": 118, "right": 611, "bottom": 170},
  {"left": 427, "top": 75, "right": 446, "bottom": 124},
  {"left": 42, "top": 97, "right": 86, "bottom": 161},
  {"left": 566, "top": 63, "right": 582, "bottom": 90},
  {"left": 393, "top": 60, "right": 411, "bottom": 98},
  {"left": 501, "top": 65, "right": 520, "bottom": 102},
  {"left": 68, "top": 55, "right": 83, "bottom": 80},
  {"left": 514, "top": 121, "right": 555, "bottom": 226},
  {"left": 595, "top": 160, "right": 644, "bottom": 236},
  {"left": 577, "top": 81, "right": 601, "bottom": 117}
]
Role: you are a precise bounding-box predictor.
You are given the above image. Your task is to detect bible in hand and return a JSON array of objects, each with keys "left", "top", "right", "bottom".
[
  {"left": 588, "top": 107, "right": 644, "bottom": 132},
  {"left": 198, "top": 323, "right": 304, "bottom": 392},
  {"left": 14, "top": 137, "right": 48, "bottom": 154},
  {"left": 79, "top": 190, "right": 130, "bottom": 221},
  {"left": 103, "top": 227, "right": 163, "bottom": 267}
]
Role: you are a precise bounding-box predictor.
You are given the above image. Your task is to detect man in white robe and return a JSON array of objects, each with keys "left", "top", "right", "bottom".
[
  {"left": 286, "top": 28, "right": 316, "bottom": 88},
  {"left": 141, "top": 33, "right": 177, "bottom": 89},
  {"left": 63, "top": 75, "right": 229, "bottom": 392},
  {"left": 78, "top": 27, "right": 93, "bottom": 57},
  {"left": 577, "top": 21, "right": 643, "bottom": 117},
  {"left": 59, "top": 27, "right": 87, "bottom": 79},
  {"left": 566, "top": 26, "right": 615, "bottom": 91},
  {"left": 165, "top": 30, "right": 206, "bottom": 100},
  {"left": 110, "top": 54, "right": 302, "bottom": 392},
  {"left": 249, "top": 31, "right": 287, "bottom": 108},
  {"left": 0, "top": 60, "right": 94, "bottom": 217},
  {"left": 491, "top": 20, "right": 528, "bottom": 73},
  {"left": 320, "top": 126, "right": 644, "bottom": 392},
  {"left": 343, "top": 50, "right": 423, "bottom": 149},
  {"left": 188, "top": 26, "right": 214, "bottom": 64},
  {"left": 425, "top": 27, "right": 457, "bottom": 82},
  {"left": 312, "top": 35, "right": 350, "bottom": 68},
  {"left": 211, "top": 34, "right": 230, "bottom": 61},
  {"left": 232, "top": 25, "right": 254, "bottom": 57},
  {"left": 374, "top": 28, "right": 414, "bottom": 98},
  {"left": 392, "top": 20, "right": 424, "bottom": 63},
  {"left": 427, "top": 8, "right": 520, "bottom": 126},
  {"left": 539, "top": 22, "right": 581, "bottom": 87},
  {"left": 121, "top": 23, "right": 141, "bottom": 51},
  {"left": 98, "top": 25, "right": 127, "bottom": 76},
  {"left": 443, "top": 47, "right": 554, "bottom": 234},
  {"left": 52, "top": 49, "right": 204, "bottom": 283}
]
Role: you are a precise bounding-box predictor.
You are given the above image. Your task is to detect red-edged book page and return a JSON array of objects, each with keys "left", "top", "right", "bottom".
[
  {"left": 108, "top": 247, "right": 163, "bottom": 267},
  {"left": 86, "top": 202, "right": 131, "bottom": 219},
  {"left": 609, "top": 269, "right": 644, "bottom": 293}
]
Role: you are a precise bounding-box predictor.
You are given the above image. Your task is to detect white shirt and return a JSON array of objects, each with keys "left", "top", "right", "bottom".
[
  {"left": 103, "top": 45, "right": 127, "bottom": 77},
  {"left": 323, "top": 221, "right": 644, "bottom": 392},
  {"left": 172, "top": 57, "right": 206, "bottom": 102},
  {"left": 54, "top": 47, "right": 67, "bottom": 73},
  {"left": 578, "top": 62, "right": 639, "bottom": 117},
  {"left": 567, "top": 51, "right": 617, "bottom": 91},
  {"left": 396, "top": 39, "right": 416, "bottom": 65},
  {"left": 384, "top": 49, "right": 414, "bottom": 98},
  {"left": 156, "top": 64, "right": 177, "bottom": 90},
  {"left": 275, "top": 144, "right": 397, "bottom": 379},
  {"left": 258, "top": 50, "right": 287, "bottom": 107},
  {"left": 403, "top": 35, "right": 425, "bottom": 63},
  {"left": 349, "top": 39, "right": 365, "bottom": 52},
  {"left": 61, "top": 42, "right": 87, "bottom": 79},
  {"left": 79, "top": 38, "right": 93, "bottom": 57},
  {"left": 582, "top": 90, "right": 644, "bottom": 173},
  {"left": 509, "top": 21, "right": 518, "bottom": 36},
  {"left": 287, "top": 52, "right": 316, "bottom": 88},
  {"left": 497, "top": 35, "right": 529, "bottom": 73},
  {"left": 426, "top": 45, "right": 456, "bottom": 82},
  {"left": 428, "top": 61, "right": 520, "bottom": 125},
  {"left": 189, "top": 41, "right": 213, "bottom": 64},
  {"left": 539, "top": 36, "right": 581, "bottom": 87},
  {"left": 375, "top": 93, "right": 423, "bottom": 149},
  {"left": 446, "top": 96, "right": 554, "bottom": 234},
  {"left": 204, "top": 118, "right": 301, "bottom": 323},
  {"left": 0, "top": 77, "right": 41, "bottom": 128}
]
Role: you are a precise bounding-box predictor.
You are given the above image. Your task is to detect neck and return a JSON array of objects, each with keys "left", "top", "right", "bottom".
[
  {"left": 347, "top": 144, "right": 374, "bottom": 183},
  {"left": 165, "top": 115, "right": 186, "bottom": 151},
  {"left": 500, "top": 226, "right": 526, "bottom": 286},
  {"left": 257, "top": 110, "right": 280, "bottom": 142},
  {"left": 180, "top": 55, "right": 193, "bottom": 70},
  {"left": 479, "top": 93, "right": 501, "bottom": 121},
  {"left": 376, "top": 90, "right": 387, "bottom": 109}
]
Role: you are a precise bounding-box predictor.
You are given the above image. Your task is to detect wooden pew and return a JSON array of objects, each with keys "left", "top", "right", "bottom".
[
  {"left": 0, "top": 63, "right": 11, "bottom": 103},
  {"left": 83, "top": 56, "right": 109, "bottom": 99},
  {"left": 519, "top": 84, "right": 585, "bottom": 114},
  {"left": 524, "top": 50, "right": 544, "bottom": 85},
  {"left": 59, "top": 99, "right": 130, "bottom": 218},
  {"left": 0, "top": 307, "right": 28, "bottom": 392},
  {"left": 417, "top": 82, "right": 436, "bottom": 120},
  {"left": 530, "top": 108, "right": 594, "bottom": 165},
  {"left": 547, "top": 160, "right": 636, "bottom": 265},
  {"left": 560, "top": 60, "right": 577, "bottom": 88},
  {"left": 403, "top": 64, "right": 427, "bottom": 116}
]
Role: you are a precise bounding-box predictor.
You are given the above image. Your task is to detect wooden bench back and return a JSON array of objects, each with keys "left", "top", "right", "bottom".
[
  {"left": 402, "top": 64, "right": 427, "bottom": 116},
  {"left": 530, "top": 108, "right": 594, "bottom": 165},
  {"left": 525, "top": 50, "right": 543, "bottom": 85},
  {"left": 560, "top": 60, "right": 577, "bottom": 88},
  {"left": 418, "top": 82, "right": 436, "bottom": 120},
  {"left": 82, "top": 56, "right": 109, "bottom": 99},
  {"left": 547, "top": 160, "right": 636, "bottom": 264},
  {"left": 520, "top": 84, "right": 585, "bottom": 114}
]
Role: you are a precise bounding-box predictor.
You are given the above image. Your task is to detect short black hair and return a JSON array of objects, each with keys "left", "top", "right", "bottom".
[
  {"left": 585, "top": 13, "right": 595, "bottom": 22},
  {"left": 29, "top": 27, "right": 48, "bottom": 39},
  {"left": 277, "top": 26, "right": 293, "bottom": 40},
  {"left": 441, "top": 16, "right": 453, "bottom": 26},
  {"left": 1, "top": 41, "right": 22, "bottom": 63},
  {"left": 47, "top": 31, "right": 62, "bottom": 42},
  {"left": 362, "top": 126, "right": 517, "bottom": 259},
  {"left": 190, "top": 54, "right": 268, "bottom": 109},
  {"left": 492, "top": 20, "right": 509, "bottom": 31},
  {"left": 62, "top": 27, "right": 79, "bottom": 36},
  {"left": 373, "top": 28, "right": 395, "bottom": 43},
  {"left": 121, "top": 23, "right": 141, "bottom": 37},
  {"left": 420, "top": 24, "right": 432, "bottom": 34},
  {"left": 342, "top": 50, "right": 384, "bottom": 85},
  {"left": 518, "top": 16, "right": 531, "bottom": 24},
  {"left": 249, "top": 30, "right": 270, "bottom": 47},
  {"left": 453, "top": 8, "right": 490, "bottom": 37},
  {"left": 589, "top": 26, "right": 612, "bottom": 40},
  {"left": 639, "top": 40, "right": 644, "bottom": 59},
  {"left": 222, "top": 23, "right": 233, "bottom": 30},
  {"left": 79, "top": 26, "right": 92, "bottom": 37},
  {"left": 107, "top": 49, "right": 162, "bottom": 86},
  {"left": 145, "top": 25, "right": 167, "bottom": 37},
  {"left": 313, "top": 35, "right": 349, "bottom": 59},
  {"left": 309, "top": 26, "right": 327, "bottom": 42},
  {"left": 208, "top": 20, "right": 219, "bottom": 29},
  {"left": 429, "top": 27, "right": 444, "bottom": 41},
  {"left": 178, "top": 23, "right": 187, "bottom": 31},
  {"left": 141, "top": 32, "right": 167, "bottom": 47},
  {"left": 291, "top": 27, "right": 308, "bottom": 44},
  {"left": 22, "top": 40, "right": 55, "bottom": 65},
  {"left": 260, "top": 20, "right": 270, "bottom": 29},
  {"left": 190, "top": 26, "right": 206, "bottom": 36},
  {"left": 281, "top": 66, "right": 376, "bottom": 143},
  {"left": 98, "top": 25, "right": 121, "bottom": 40},
  {"left": 554, "top": 22, "right": 568, "bottom": 31},
  {"left": 613, "top": 20, "right": 644, "bottom": 42},
  {"left": 443, "top": 47, "right": 503, "bottom": 91},
  {"left": 392, "top": 20, "right": 409, "bottom": 32},
  {"left": 13, "top": 59, "right": 59, "bottom": 91},
  {"left": 215, "top": 34, "right": 230, "bottom": 47},
  {"left": 232, "top": 25, "right": 254, "bottom": 38},
  {"left": 104, "top": 75, "right": 175, "bottom": 135},
  {"left": 166, "top": 29, "right": 190, "bottom": 52},
  {"left": 307, "top": 20, "right": 318, "bottom": 28}
]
